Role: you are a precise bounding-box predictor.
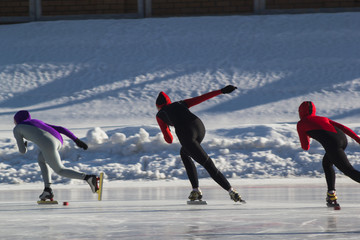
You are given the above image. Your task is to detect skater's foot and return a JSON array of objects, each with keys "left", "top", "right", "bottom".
[
  {"left": 326, "top": 190, "right": 340, "bottom": 207},
  {"left": 39, "top": 187, "right": 54, "bottom": 201},
  {"left": 188, "top": 189, "right": 202, "bottom": 201},
  {"left": 85, "top": 175, "right": 99, "bottom": 193},
  {"left": 229, "top": 189, "right": 245, "bottom": 203}
]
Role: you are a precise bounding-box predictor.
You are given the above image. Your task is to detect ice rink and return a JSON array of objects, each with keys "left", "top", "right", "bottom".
[{"left": 1, "top": 178, "right": 360, "bottom": 240}]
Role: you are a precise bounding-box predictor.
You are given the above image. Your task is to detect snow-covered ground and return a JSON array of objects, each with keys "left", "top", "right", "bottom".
[
  {"left": 1, "top": 11, "right": 360, "bottom": 240},
  {"left": 1, "top": 12, "right": 360, "bottom": 186}
]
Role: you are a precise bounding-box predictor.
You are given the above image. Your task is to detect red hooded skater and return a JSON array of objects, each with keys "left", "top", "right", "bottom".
[
  {"left": 156, "top": 85, "right": 245, "bottom": 203},
  {"left": 297, "top": 101, "right": 360, "bottom": 208}
]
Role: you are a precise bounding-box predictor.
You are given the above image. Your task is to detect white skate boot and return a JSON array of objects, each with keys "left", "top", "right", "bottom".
[{"left": 39, "top": 187, "right": 54, "bottom": 201}]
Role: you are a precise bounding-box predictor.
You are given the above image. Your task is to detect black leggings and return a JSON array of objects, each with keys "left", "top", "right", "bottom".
[
  {"left": 176, "top": 118, "right": 231, "bottom": 191},
  {"left": 309, "top": 128, "right": 360, "bottom": 191}
]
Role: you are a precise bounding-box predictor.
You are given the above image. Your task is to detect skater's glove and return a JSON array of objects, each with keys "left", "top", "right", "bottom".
[
  {"left": 24, "top": 141, "right": 27, "bottom": 147},
  {"left": 221, "top": 85, "right": 237, "bottom": 94},
  {"left": 74, "top": 138, "right": 88, "bottom": 150}
]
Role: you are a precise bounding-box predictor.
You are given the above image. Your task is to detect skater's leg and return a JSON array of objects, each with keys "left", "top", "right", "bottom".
[
  {"left": 322, "top": 153, "right": 336, "bottom": 191},
  {"left": 42, "top": 138, "right": 86, "bottom": 180},
  {"left": 181, "top": 140, "right": 231, "bottom": 191},
  {"left": 38, "top": 152, "right": 52, "bottom": 188},
  {"left": 328, "top": 149, "right": 360, "bottom": 183},
  {"left": 180, "top": 147, "right": 199, "bottom": 189},
  {"left": 177, "top": 119, "right": 231, "bottom": 191},
  {"left": 183, "top": 143, "right": 242, "bottom": 201},
  {"left": 202, "top": 156, "right": 231, "bottom": 191},
  {"left": 45, "top": 151, "right": 86, "bottom": 179}
]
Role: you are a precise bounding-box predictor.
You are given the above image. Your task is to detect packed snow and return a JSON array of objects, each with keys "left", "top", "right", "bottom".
[{"left": 1, "top": 12, "right": 360, "bottom": 187}]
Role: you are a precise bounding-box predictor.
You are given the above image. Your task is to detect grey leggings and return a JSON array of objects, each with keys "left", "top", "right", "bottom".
[
  {"left": 37, "top": 137, "right": 86, "bottom": 187},
  {"left": 14, "top": 124, "right": 86, "bottom": 188}
]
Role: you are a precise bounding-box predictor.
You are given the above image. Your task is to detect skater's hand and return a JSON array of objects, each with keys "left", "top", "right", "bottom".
[
  {"left": 24, "top": 141, "right": 27, "bottom": 147},
  {"left": 221, "top": 85, "right": 237, "bottom": 94},
  {"left": 74, "top": 138, "right": 88, "bottom": 150}
]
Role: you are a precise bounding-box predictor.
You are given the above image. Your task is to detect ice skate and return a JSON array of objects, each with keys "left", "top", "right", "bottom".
[
  {"left": 326, "top": 190, "right": 340, "bottom": 210},
  {"left": 187, "top": 189, "right": 207, "bottom": 205},
  {"left": 85, "top": 175, "right": 99, "bottom": 193},
  {"left": 229, "top": 189, "right": 246, "bottom": 203},
  {"left": 188, "top": 189, "right": 202, "bottom": 201},
  {"left": 37, "top": 187, "right": 58, "bottom": 204},
  {"left": 39, "top": 187, "right": 54, "bottom": 201}
]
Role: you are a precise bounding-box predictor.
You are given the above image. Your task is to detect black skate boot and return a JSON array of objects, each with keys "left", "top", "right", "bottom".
[
  {"left": 85, "top": 175, "right": 99, "bottom": 193},
  {"left": 229, "top": 189, "right": 246, "bottom": 203},
  {"left": 188, "top": 189, "right": 202, "bottom": 201},
  {"left": 39, "top": 187, "right": 54, "bottom": 201},
  {"left": 326, "top": 190, "right": 340, "bottom": 209}
]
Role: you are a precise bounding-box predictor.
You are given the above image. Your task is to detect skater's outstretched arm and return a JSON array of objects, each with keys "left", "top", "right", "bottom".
[
  {"left": 48, "top": 124, "right": 88, "bottom": 149},
  {"left": 156, "top": 116, "right": 173, "bottom": 144},
  {"left": 329, "top": 120, "right": 360, "bottom": 144},
  {"left": 183, "top": 85, "right": 237, "bottom": 108},
  {"left": 48, "top": 124, "right": 77, "bottom": 141}
]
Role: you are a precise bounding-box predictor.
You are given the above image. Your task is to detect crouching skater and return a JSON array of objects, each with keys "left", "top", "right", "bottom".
[
  {"left": 13, "top": 110, "right": 99, "bottom": 201},
  {"left": 297, "top": 101, "right": 360, "bottom": 208},
  {"left": 155, "top": 85, "right": 245, "bottom": 203}
]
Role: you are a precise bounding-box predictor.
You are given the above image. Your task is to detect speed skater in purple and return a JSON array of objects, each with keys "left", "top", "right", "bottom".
[{"left": 13, "top": 110, "right": 100, "bottom": 201}]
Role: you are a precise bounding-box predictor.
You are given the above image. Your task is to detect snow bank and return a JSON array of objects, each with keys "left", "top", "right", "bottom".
[{"left": 2, "top": 124, "right": 360, "bottom": 185}]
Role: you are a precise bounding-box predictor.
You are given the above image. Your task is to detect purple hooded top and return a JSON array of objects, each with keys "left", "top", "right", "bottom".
[{"left": 14, "top": 110, "right": 77, "bottom": 144}]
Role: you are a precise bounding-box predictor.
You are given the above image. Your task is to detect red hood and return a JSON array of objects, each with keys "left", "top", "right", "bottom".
[
  {"left": 156, "top": 91, "right": 171, "bottom": 109},
  {"left": 298, "top": 101, "right": 316, "bottom": 119}
]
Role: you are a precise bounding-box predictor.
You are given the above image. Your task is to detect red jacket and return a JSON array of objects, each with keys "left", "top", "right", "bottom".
[{"left": 297, "top": 101, "right": 360, "bottom": 150}]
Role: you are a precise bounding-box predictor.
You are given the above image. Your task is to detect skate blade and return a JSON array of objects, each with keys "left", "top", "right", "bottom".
[
  {"left": 37, "top": 200, "right": 58, "bottom": 205},
  {"left": 97, "top": 172, "right": 104, "bottom": 201},
  {"left": 187, "top": 200, "right": 207, "bottom": 205},
  {"left": 327, "top": 203, "right": 341, "bottom": 210}
]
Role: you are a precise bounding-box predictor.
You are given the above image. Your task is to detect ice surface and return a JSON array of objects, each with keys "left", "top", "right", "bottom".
[{"left": 1, "top": 178, "right": 360, "bottom": 240}]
